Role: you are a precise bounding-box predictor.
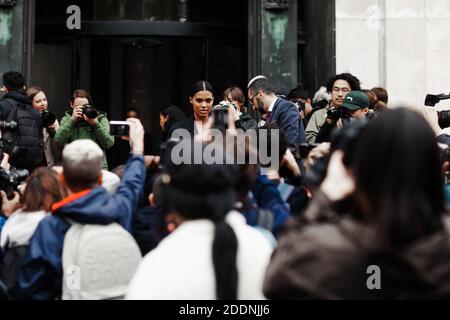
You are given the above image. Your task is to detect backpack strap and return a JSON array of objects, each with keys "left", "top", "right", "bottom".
[
  {"left": 65, "top": 218, "right": 75, "bottom": 226},
  {"left": 2, "top": 99, "right": 17, "bottom": 121},
  {"left": 257, "top": 208, "right": 274, "bottom": 231},
  {"left": 277, "top": 182, "right": 295, "bottom": 202},
  {"left": 3, "top": 98, "right": 16, "bottom": 109}
]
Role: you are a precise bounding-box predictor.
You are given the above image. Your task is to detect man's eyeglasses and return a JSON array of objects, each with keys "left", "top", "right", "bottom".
[
  {"left": 332, "top": 87, "right": 350, "bottom": 94},
  {"left": 249, "top": 91, "right": 260, "bottom": 105}
]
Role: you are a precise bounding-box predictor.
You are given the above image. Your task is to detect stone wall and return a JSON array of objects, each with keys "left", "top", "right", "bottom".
[{"left": 336, "top": 0, "right": 450, "bottom": 109}]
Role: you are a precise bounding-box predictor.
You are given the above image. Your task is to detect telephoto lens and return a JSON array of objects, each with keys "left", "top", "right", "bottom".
[{"left": 0, "top": 121, "right": 18, "bottom": 131}]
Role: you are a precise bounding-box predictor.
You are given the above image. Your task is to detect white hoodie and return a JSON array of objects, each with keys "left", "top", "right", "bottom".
[
  {"left": 0, "top": 210, "right": 48, "bottom": 251},
  {"left": 126, "top": 211, "right": 273, "bottom": 300}
]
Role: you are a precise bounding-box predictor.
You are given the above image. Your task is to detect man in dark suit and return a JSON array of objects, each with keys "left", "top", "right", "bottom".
[{"left": 247, "top": 76, "right": 306, "bottom": 155}]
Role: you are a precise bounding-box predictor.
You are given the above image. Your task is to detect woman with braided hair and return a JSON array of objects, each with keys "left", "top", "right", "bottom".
[{"left": 126, "top": 156, "right": 273, "bottom": 300}]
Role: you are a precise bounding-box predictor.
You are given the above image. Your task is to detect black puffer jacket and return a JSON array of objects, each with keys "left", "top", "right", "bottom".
[{"left": 0, "top": 90, "right": 44, "bottom": 172}]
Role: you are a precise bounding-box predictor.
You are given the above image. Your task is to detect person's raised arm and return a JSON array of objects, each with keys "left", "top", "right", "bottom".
[
  {"left": 128, "top": 118, "right": 145, "bottom": 155},
  {"left": 112, "top": 118, "right": 146, "bottom": 231}
]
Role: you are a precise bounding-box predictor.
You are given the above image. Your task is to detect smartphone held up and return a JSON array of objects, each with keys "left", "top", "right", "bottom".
[{"left": 110, "top": 121, "right": 130, "bottom": 137}]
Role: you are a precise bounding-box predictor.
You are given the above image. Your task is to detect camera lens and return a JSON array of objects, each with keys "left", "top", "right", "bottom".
[
  {"left": 41, "top": 111, "right": 56, "bottom": 127},
  {"left": 327, "top": 108, "right": 340, "bottom": 121},
  {"left": 83, "top": 105, "right": 99, "bottom": 119},
  {"left": 0, "top": 121, "right": 18, "bottom": 131},
  {"left": 439, "top": 111, "right": 450, "bottom": 129}
]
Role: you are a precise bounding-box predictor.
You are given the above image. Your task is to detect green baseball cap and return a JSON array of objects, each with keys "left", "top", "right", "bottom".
[{"left": 341, "top": 91, "right": 369, "bottom": 111}]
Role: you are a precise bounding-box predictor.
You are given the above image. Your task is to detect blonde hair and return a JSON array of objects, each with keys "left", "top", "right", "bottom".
[{"left": 26, "top": 86, "right": 44, "bottom": 101}]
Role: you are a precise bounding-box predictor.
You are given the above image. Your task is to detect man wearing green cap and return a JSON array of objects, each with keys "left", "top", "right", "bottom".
[{"left": 340, "top": 91, "right": 370, "bottom": 119}]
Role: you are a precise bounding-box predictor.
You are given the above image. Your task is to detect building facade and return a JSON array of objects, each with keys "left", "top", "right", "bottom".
[
  {"left": 336, "top": 0, "right": 450, "bottom": 108},
  {"left": 1, "top": 0, "right": 333, "bottom": 144},
  {"left": 1, "top": 0, "right": 447, "bottom": 144}
]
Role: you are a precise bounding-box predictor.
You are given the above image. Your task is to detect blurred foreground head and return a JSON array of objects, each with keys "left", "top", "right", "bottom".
[
  {"left": 161, "top": 144, "right": 239, "bottom": 300},
  {"left": 352, "top": 108, "right": 445, "bottom": 248},
  {"left": 161, "top": 142, "right": 237, "bottom": 220}
]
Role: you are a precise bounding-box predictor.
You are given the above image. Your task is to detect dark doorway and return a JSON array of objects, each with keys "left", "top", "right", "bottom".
[{"left": 32, "top": 0, "right": 248, "bottom": 149}]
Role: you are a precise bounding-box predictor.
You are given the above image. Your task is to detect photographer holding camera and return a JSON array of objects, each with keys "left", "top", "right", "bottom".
[
  {"left": 305, "top": 73, "right": 361, "bottom": 143},
  {"left": 315, "top": 91, "right": 371, "bottom": 143},
  {"left": 54, "top": 89, "right": 114, "bottom": 169},
  {"left": 0, "top": 71, "right": 44, "bottom": 173},
  {"left": 26, "top": 86, "right": 62, "bottom": 167},
  {"left": 223, "top": 87, "right": 258, "bottom": 131}
]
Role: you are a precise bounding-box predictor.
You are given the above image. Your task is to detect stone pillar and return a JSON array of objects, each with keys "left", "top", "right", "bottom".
[
  {"left": 0, "top": 0, "right": 33, "bottom": 84},
  {"left": 248, "top": 0, "right": 298, "bottom": 93}
]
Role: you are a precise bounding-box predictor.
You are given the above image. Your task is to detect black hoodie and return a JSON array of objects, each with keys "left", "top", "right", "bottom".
[
  {"left": 0, "top": 89, "right": 44, "bottom": 172},
  {"left": 0, "top": 90, "right": 33, "bottom": 119}
]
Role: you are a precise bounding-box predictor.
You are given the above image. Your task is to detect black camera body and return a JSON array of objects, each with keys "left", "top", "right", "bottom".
[
  {"left": 437, "top": 111, "right": 450, "bottom": 129},
  {"left": 327, "top": 107, "right": 373, "bottom": 128},
  {"left": 82, "top": 104, "right": 99, "bottom": 119},
  {"left": 0, "top": 168, "right": 29, "bottom": 200},
  {"left": 425, "top": 94, "right": 449, "bottom": 107},
  {"left": 425, "top": 93, "right": 450, "bottom": 128},
  {"left": 41, "top": 110, "right": 56, "bottom": 127},
  {"left": 327, "top": 108, "right": 341, "bottom": 121},
  {"left": 212, "top": 101, "right": 233, "bottom": 132},
  {"left": 327, "top": 107, "right": 351, "bottom": 122}
]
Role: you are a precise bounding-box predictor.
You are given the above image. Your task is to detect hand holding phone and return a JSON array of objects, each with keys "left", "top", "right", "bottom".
[{"left": 110, "top": 121, "right": 130, "bottom": 137}]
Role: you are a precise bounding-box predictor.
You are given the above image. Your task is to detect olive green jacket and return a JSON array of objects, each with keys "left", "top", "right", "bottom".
[
  {"left": 54, "top": 111, "right": 115, "bottom": 169},
  {"left": 305, "top": 108, "right": 329, "bottom": 144}
]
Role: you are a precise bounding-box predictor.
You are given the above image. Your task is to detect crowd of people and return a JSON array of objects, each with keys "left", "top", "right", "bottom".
[{"left": 0, "top": 69, "right": 449, "bottom": 300}]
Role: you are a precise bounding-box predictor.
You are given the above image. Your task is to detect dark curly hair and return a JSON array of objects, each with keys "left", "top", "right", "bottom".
[{"left": 326, "top": 73, "right": 361, "bottom": 93}]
